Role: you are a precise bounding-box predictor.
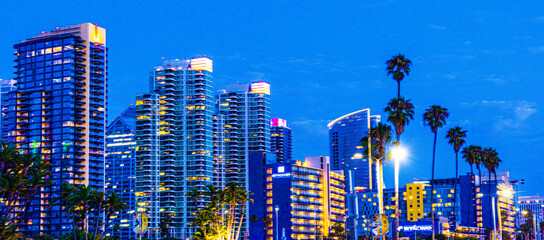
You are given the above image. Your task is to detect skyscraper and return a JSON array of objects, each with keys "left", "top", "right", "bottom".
[
  {"left": 328, "top": 109, "right": 379, "bottom": 238},
  {"left": 135, "top": 57, "right": 214, "bottom": 239},
  {"left": 328, "top": 109, "right": 380, "bottom": 189},
  {"left": 213, "top": 81, "right": 271, "bottom": 235},
  {"left": 213, "top": 81, "right": 271, "bottom": 188},
  {"left": 105, "top": 105, "right": 136, "bottom": 239},
  {"left": 270, "top": 117, "right": 293, "bottom": 163},
  {"left": 1, "top": 23, "right": 107, "bottom": 237}
]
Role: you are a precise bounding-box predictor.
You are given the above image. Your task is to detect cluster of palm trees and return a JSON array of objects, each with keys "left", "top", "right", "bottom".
[
  {"left": 53, "top": 183, "right": 128, "bottom": 240},
  {"left": 461, "top": 144, "right": 503, "bottom": 237},
  {"left": 0, "top": 142, "right": 51, "bottom": 240},
  {"left": 186, "top": 182, "right": 252, "bottom": 240},
  {"left": 363, "top": 54, "right": 504, "bottom": 240},
  {"left": 0, "top": 141, "right": 128, "bottom": 240}
]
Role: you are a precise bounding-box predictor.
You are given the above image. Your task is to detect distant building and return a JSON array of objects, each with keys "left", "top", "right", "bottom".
[
  {"left": 518, "top": 195, "right": 544, "bottom": 229},
  {"left": 105, "top": 106, "right": 136, "bottom": 239},
  {"left": 352, "top": 172, "right": 520, "bottom": 239},
  {"left": 135, "top": 57, "right": 214, "bottom": 239},
  {"left": 262, "top": 157, "right": 345, "bottom": 240},
  {"left": 2, "top": 23, "right": 107, "bottom": 237},
  {"left": 270, "top": 117, "right": 292, "bottom": 163},
  {"left": 0, "top": 79, "right": 16, "bottom": 128}
]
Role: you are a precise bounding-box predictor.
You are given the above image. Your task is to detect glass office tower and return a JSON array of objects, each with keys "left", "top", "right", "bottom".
[
  {"left": 328, "top": 109, "right": 379, "bottom": 238},
  {"left": 270, "top": 117, "right": 293, "bottom": 163},
  {"left": 0, "top": 79, "right": 17, "bottom": 127},
  {"left": 105, "top": 105, "right": 136, "bottom": 239},
  {"left": 1, "top": 23, "right": 107, "bottom": 237},
  {"left": 328, "top": 109, "right": 380, "bottom": 189},
  {"left": 135, "top": 58, "right": 214, "bottom": 239}
]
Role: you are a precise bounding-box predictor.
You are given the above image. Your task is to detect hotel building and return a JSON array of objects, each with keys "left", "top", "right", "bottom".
[
  {"left": 1, "top": 23, "right": 107, "bottom": 237},
  {"left": 263, "top": 157, "right": 345, "bottom": 240}
]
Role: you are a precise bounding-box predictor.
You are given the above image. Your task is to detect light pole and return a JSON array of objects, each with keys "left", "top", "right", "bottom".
[
  {"left": 275, "top": 205, "right": 279, "bottom": 240},
  {"left": 391, "top": 145, "right": 408, "bottom": 240}
]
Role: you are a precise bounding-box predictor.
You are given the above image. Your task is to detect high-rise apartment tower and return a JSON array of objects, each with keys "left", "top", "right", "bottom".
[{"left": 1, "top": 23, "right": 107, "bottom": 237}]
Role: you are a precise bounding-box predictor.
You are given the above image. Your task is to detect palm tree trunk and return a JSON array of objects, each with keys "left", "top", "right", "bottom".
[
  {"left": 397, "top": 81, "right": 401, "bottom": 98},
  {"left": 469, "top": 166, "right": 475, "bottom": 227},
  {"left": 395, "top": 134, "right": 400, "bottom": 240},
  {"left": 453, "top": 151, "right": 459, "bottom": 234},
  {"left": 431, "top": 131, "right": 437, "bottom": 240},
  {"left": 488, "top": 169, "right": 492, "bottom": 233},
  {"left": 235, "top": 203, "right": 246, "bottom": 240}
]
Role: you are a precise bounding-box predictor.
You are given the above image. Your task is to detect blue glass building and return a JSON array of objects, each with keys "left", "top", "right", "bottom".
[
  {"left": 105, "top": 105, "right": 136, "bottom": 239},
  {"left": 328, "top": 109, "right": 380, "bottom": 237},
  {"left": 1, "top": 23, "right": 107, "bottom": 237}
]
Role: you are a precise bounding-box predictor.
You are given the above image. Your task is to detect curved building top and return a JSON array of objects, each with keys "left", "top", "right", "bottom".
[{"left": 327, "top": 108, "right": 370, "bottom": 129}]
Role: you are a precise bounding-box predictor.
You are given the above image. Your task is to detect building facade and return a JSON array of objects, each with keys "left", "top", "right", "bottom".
[
  {"left": 328, "top": 109, "right": 380, "bottom": 238},
  {"left": 270, "top": 117, "right": 292, "bottom": 163},
  {"left": 0, "top": 79, "right": 17, "bottom": 127},
  {"left": 518, "top": 195, "right": 544, "bottom": 231},
  {"left": 105, "top": 106, "right": 136, "bottom": 239},
  {"left": 1, "top": 23, "right": 107, "bottom": 237},
  {"left": 212, "top": 81, "right": 271, "bottom": 234},
  {"left": 264, "top": 158, "right": 345, "bottom": 240},
  {"left": 135, "top": 57, "right": 214, "bottom": 239}
]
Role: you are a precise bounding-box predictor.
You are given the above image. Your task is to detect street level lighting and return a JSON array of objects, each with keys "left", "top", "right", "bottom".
[
  {"left": 391, "top": 144, "right": 408, "bottom": 240},
  {"left": 275, "top": 205, "right": 279, "bottom": 240},
  {"left": 522, "top": 210, "right": 539, "bottom": 240}
]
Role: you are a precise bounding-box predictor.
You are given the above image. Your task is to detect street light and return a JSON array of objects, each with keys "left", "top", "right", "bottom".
[
  {"left": 275, "top": 205, "right": 279, "bottom": 240},
  {"left": 391, "top": 144, "right": 408, "bottom": 240},
  {"left": 522, "top": 210, "right": 539, "bottom": 240}
]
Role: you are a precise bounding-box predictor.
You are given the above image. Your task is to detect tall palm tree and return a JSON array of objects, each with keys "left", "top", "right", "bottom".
[
  {"left": 103, "top": 192, "right": 128, "bottom": 236},
  {"left": 483, "top": 147, "right": 502, "bottom": 234},
  {"left": 386, "top": 54, "right": 413, "bottom": 98},
  {"left": 462, "top": 145, "right": 483, "bottom": 228},
  {"left": 423, "top": 105, "right": 449, "bottom": 240},
  {"left": 361, "top": 123, "right": 393, "bottom": 226},
  {"left": 384, "top": 97, "right": 415, "bottom": 143},
  {"left": 445, "top": 126, "right": 467, "bottom": 226},
  {"left": 384, "top": 97, "right": 414, "bottom": 240}
]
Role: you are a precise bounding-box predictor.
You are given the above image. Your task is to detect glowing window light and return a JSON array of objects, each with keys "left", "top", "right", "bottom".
[
  {"left": 250, "top": 81, "right": 270, "bottom": 95},
  {"left": 189, "top": 57, "right": 213, "bottom": 72}
]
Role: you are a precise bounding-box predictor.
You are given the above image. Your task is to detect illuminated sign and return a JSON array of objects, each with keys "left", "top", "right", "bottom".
[
  {"left": 189, "top": 57, "right": 213, "bottom": 72},
  {"left": 270, "top": 118, "right": 287, "bottom": 127},
  {"left": 278, "top": 166, "right": 285, "bottom": 173},
  {"left": 397, "top": 225, "right": 432, "bottom": 232},
  {"left": 250, "top": 81, "right": 270, "bottom": 95},
  {"left": 272, "top": 173, "right": 291, "bottom": 178}
]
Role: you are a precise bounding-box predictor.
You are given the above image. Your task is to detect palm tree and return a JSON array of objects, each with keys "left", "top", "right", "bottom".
[
  {"left": 423, "top": 105, "right": 449, "bottom": 240},
  {"left": 384, "top": 97, "right": 415, "bottom": 143},
  {"left": 360, "top": 123, "right": 392, "bottom": 226},
  {"left": 462, "top": 145, "right": 483, "bottom": 228},
  {"left": 483, "top": 147, "right": 502, "bottom": 234},
  {"left": 384, "top": 97, "right": 414, "bottom": 240},
  {"left": 103, "top": 192, "right": 128, "bottom": 236},
  {"left": 386, "top": 54, "right": 413, "bottom": 97},
  {"left": 445, "top": 126, "right": 467, "bottom": 227}
]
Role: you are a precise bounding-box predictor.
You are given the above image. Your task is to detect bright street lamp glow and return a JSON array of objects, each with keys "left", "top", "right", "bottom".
[
  {"left": 501, "top": 189, "right": 514, "bottom": 198},
  {"left": 391, "top": 145, "right": 408, "bottom": 161},
  {"left": 522, "top": 210, "right": 528, "bottom": 215}
]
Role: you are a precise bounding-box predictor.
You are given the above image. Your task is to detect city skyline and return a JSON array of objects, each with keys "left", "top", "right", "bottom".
[{"left": 1, "top": 0, "right": 542, "bottom": 200}]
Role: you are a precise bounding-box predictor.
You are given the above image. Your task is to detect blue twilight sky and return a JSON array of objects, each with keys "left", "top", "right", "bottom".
[{"left": 1, "top": 1, "right": 543, "bottom": 195}]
